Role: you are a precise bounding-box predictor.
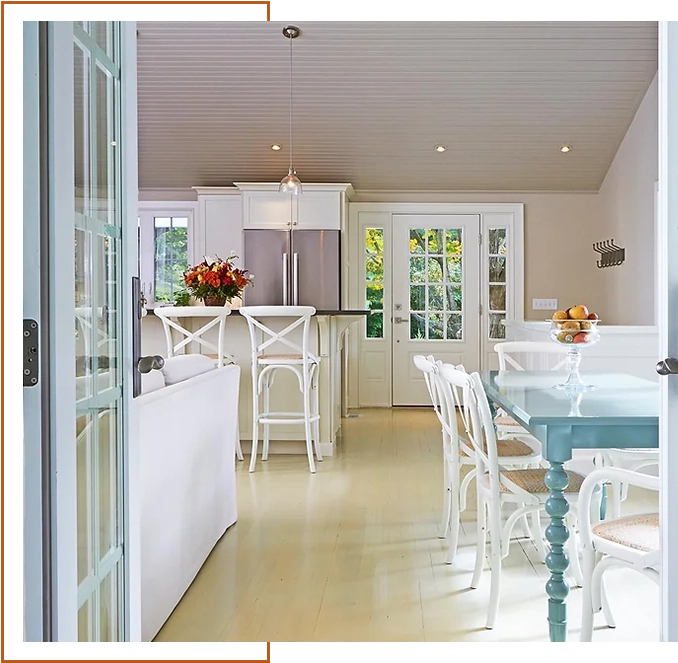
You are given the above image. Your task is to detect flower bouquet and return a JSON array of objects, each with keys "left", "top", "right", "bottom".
[{"left": 183, "top": 255, "right": 254, "bottom": 306}]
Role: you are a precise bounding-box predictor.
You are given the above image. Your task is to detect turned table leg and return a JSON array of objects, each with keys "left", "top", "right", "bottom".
[{"left": 542, "top": 423, "right": 575, "bottom": 642}]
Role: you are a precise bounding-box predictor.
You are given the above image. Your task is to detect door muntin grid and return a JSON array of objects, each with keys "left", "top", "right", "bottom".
[
  {"left": 487, "top": 228, "right": 507, "bottom": 340},
  {"left": 408, "top": 228, "right": 463, "bottom": 341}
]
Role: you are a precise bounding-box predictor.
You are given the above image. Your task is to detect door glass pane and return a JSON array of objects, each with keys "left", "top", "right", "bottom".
[
  {"left": 364, "top": 228, "right": 384, "bottom": 338},
  {"left": 78, "top": 598, "right": 92, "bottom": 642},
  {"left": 74, "top": 42, "right": 90, "bottom": 215},
  {"left": 99, "top": 564, "right": 121, "bottom": 642},
  {"left": 74, "top": 21, "right": 124, "bottom": 642},
  {"left": 409, "top": 227, "right": 464, "bottom": 340},
  {"left": 489, "top": 256, "right": 506, "bottom": 282},
  {"left": 96, "top": 64, "right": 115, "bottom": 226},
  {"left": 489, "top": 284, "right": 506, "bottom": 311},
  {"left": 490, "top": 313, "right": 507, "bottom": 339},
  {"left": 98, "top": 407, "right": 119, "bottom": 559},
  {"left": 77, "top": 414, "right": 92, "bottom": 585},
  {"left": 487, "top": 227, "right": 508, "bottom": 340}
]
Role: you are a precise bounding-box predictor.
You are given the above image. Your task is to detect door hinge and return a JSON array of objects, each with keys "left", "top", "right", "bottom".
[
  {"left": 478, "top": 233, "right": 482, "bottom": 246},
  {"left": 479, "top": 304, "right": 483, "bottom": 316},
  {"left": 24, "top": 319, "right": 39, "bottom": 386}
]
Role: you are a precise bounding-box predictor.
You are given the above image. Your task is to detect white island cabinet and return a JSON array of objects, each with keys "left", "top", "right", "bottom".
[{"left": 141, "top": 308, "right": 367, "bottom": 458}]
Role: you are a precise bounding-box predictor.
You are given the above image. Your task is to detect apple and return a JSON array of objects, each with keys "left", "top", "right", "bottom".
[
  {"left": 573, "top": 332, "right": 588, "bottom": 344},
  {"left": 588, "top": 312, "right": 599, "bottom": 320},
  {"left": 552, "top": 310, "right": 569, "bottom": 321},
  {"left": 568, "top": 304, "right": 589, "bottom": 320}
]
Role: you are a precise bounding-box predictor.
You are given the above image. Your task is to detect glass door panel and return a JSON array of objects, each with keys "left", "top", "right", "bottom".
[
  {"left": 73, "top": 21, "right": 124, "bottom": 642},
  {"left": 392, "top": 215, "right": 480, "bottom": 405}
]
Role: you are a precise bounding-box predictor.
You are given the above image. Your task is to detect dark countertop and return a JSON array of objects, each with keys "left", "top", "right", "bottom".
[{"left": 146, "top": 307, "right": 370, "bottom": 317}]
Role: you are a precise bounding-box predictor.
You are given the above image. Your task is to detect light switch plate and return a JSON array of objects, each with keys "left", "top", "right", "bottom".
[{"left": 532, "top": 298, "right": 558, "bottom": 310}]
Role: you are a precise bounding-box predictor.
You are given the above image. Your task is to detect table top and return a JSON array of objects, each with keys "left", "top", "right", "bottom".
[{"left": 479, "top": 370, "right": 659, "bottom": 427}]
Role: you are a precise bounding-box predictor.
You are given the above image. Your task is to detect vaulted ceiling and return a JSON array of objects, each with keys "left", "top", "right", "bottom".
[{"left": 136, "top": 21, "right": 658, "bottom": 192}]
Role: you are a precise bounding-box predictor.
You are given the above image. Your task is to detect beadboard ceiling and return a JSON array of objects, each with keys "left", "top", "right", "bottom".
[{"left": 136, "top": 21, "right": 658, "bottom": 192}]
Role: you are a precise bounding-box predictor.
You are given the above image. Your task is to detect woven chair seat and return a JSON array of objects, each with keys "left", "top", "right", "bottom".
[
  {"left": 494, "top": 414, "right": 526, "bottom": 428},
  {"left": 500, "top": 468, "right": 585, "bottom": 494},
  {"left": 592, "top": 513, "right": 659, "bottom": 552},
  {"left": 460, "top": 437, "right": 535, "bottom": 458}
]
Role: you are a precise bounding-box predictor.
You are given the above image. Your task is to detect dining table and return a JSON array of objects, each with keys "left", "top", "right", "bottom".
[{"left": 479, "top": 370, "right": 659, "bottom": 642}]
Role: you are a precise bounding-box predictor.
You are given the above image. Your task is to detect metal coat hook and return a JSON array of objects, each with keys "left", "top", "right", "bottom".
[{"left": 593, "top": 239, "right": 625, "bottom": 268}]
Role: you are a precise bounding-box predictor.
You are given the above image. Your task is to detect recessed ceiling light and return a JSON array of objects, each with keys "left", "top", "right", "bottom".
[
  {"left": 435, "top": 144, "right": 447, "bottom": 153},
  {"left": 271, "top": 144, "right": 282, "bottom": 151},
  {"left": 559, "top": 145, "right": 572, "bottom": 153}
]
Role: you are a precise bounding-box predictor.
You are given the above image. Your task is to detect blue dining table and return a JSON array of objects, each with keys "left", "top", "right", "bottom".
[{"left": 479, "top": 370, "right": 659, "bottom": 642}]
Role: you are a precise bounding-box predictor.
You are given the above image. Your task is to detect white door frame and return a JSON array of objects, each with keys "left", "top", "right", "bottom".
[
  {"left": 347, "top": 202, "right": 524, "bottom": 407},
  {"left": 658, "top": 20, "right": 678, "bottom": 642}
]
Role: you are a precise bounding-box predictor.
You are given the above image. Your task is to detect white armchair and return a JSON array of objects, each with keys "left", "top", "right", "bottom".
[{"left": 578, "top": 467, "right": 660, "bottom": 641}]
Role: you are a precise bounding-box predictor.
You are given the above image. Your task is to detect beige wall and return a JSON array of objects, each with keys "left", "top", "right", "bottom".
[{"left": 596, "top": 75, "right": 658, "bottom": 325}]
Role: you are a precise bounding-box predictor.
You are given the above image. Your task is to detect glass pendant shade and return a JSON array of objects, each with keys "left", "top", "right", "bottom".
[{"left": 279, "top": 168, "right": 302, "bottom": 195}]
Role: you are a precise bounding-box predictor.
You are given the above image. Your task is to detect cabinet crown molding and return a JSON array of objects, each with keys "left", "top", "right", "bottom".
[
  {"left": 233, "top": 182, "right": 354, "bottom": 198},
  {"left": 191, "top": 186, "right": 240, "bottom": 197}
]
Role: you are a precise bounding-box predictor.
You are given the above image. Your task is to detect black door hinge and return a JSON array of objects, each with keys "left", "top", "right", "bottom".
[{"left": 16, "top": 320, "right": 39, "bottom": 387}]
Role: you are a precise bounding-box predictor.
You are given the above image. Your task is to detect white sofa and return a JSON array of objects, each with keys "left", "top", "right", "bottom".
[{"left": 138, "top": 362, "right": 240, "bottom": 641}]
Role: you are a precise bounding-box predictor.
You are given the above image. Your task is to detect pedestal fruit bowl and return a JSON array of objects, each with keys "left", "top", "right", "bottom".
[{"left": 548, "top": 304, "right": 600, "bottom": 391}]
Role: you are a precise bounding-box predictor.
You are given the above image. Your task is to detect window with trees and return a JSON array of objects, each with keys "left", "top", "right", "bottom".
[
  {"left": 487, "top": 228, "right": 507, "bottom": 339},
  {"left": 138, "top": 208, "right": 193, "bottom": 307},
  {"left": 365, "top": 228, "right": 384, "bottom": 338}
]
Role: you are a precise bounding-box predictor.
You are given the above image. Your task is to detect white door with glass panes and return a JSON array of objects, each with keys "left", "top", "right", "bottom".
[{"left": 392, "top": 215, "right": 480, "bottom": 405}]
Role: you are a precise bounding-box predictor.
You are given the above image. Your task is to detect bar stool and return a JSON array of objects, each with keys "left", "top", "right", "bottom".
[
  {"left": 239, "top": 306, "right": 321, "bottom": 473},
  {"left": 154, "top": 305, "right": 243, "bottom": 461}
]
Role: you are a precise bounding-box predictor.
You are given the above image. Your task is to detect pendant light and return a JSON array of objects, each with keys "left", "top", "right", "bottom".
[{"left": 279, "top": 25, "right": 302, "bottom": 195}]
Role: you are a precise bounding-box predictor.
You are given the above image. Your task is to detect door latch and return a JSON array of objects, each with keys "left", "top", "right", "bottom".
[
  {"left": 23, "top": 319, "right": 39, "bottom": 386},
  {"left": 393, "top": 316, "right": 407, "bottom": 324}
]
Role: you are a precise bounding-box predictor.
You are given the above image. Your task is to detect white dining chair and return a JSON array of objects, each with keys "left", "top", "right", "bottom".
[
  {"left": 240, "top": 306, "right": 321, "bottom": 473},
  {"left": 154, "top": 305, "right": 243, "bottom": 461},
  {"left": 439, "top": 365, "right": 590, "bottom": 629},
  {"left": 578, "top": 467, "right": 659, "bottom": 641},
  {"left": 493, "top": 341, "right": 568, "bottom": 440},
  {"left": 415, "top": 356, "right": 541, "bottom": 561}
]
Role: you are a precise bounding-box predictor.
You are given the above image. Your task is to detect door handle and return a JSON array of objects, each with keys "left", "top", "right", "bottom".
[
  {"left": 282, "top": 253, "right": 289, "bottom": 306},
  {"left": 393, "top": 316, "right": 408, "bottom": 324},
  {"left": 656, "top": 357, "right": 678, "bottom": 376},
  {"left": 137, "top": 355, "right": 165, "bottom": 374},
  {"left": 293, "top": 253, "right": 299, "bottom": 306}
]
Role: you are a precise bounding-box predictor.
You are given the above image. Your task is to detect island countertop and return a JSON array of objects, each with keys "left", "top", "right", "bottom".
[{"left": 146, "top": 307, "right": 370, "bottom": 317}]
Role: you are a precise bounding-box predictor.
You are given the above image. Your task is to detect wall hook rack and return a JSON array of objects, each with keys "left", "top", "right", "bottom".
[{"left": 593, "top": 239, "right": 625, "bottom": 268}]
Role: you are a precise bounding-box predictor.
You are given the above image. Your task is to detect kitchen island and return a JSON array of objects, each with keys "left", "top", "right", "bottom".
[{"left": 141, "top": 308, "right": 369, "bottom": 457}]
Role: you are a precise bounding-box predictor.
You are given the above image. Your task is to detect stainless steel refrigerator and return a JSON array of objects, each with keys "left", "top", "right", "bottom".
[{"left": 243, "top": 229, "right": 340, "bottom": 309}]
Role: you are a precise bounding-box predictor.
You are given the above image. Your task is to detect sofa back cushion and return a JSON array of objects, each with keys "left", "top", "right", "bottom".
[{"left": 161, "top": 354, "right": 217, "bottom": 386}]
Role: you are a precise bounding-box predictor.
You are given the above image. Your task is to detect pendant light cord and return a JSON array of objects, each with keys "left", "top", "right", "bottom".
[{"left": 289, "top": 30, "right": 293, "bottom": 173}]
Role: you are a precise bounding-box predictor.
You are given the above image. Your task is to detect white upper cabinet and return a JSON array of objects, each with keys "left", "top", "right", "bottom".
[{"left": 235, "top": 183, "right": 354, "bottom": 230}]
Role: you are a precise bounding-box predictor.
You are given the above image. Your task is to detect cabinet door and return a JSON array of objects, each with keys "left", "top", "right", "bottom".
[
  {"left": 296, "top": 191, "right": 341, "bottom": 229},
  {"left": 242, "top": 189, "right": 342, "bottom": 230},
  {"left": 242, "top": 191, "right": 293, "bottom": 229}
]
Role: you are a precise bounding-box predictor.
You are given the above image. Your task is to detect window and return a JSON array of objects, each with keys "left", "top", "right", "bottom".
[
  {"left": 138, "top": 206, "right": 195, "bottom": 307},
  {"left": 365, "top": 227, "right": 384, "bottom": 338},
  {"left": 487, "top": 228, "right": 507, "bottom": 339}
]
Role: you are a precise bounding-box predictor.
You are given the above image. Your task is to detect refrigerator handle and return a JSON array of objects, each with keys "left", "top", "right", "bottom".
[
  {"left": 282, "top": 252, "right": 289, "bottom": 306},
  {"left": 293, "top": 253, "right": 299, "bottom": 305}
]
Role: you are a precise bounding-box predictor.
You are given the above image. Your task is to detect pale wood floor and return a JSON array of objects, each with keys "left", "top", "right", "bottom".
[{"left": 155, "top": 408, "right": 659, "bottom": 642}]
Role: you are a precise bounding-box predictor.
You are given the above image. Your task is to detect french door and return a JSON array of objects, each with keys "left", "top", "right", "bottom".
[
  {"left": 352, "top": 204, "right": 523, "bottom": 408},
  {"left": 23, "top": 21, "right": 138, "bottom": 641},
  {"left": 392, "top": 215, "right": 480, "bottom": 405}
]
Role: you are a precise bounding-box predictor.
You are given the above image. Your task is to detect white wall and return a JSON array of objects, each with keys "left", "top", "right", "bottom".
[{"left": 596, "top": 75, "right": 659, "bottom": 325}]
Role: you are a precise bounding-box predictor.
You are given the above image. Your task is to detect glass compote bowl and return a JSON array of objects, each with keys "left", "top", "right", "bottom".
[{"left": 548, "top": 318, "right": 601, "bottom": 391}]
